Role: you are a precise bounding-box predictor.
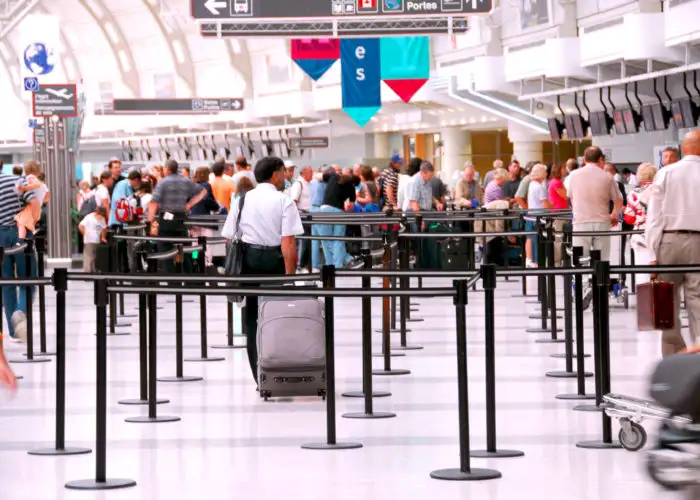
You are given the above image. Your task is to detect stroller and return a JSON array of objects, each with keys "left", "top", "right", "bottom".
[{"left": 605, "top": 353, "right": 700, "bottom": 491}]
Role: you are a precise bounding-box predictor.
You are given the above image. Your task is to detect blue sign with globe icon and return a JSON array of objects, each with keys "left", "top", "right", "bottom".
[
  {"left": 23, "top": 42, "right": 55, "bottom": 76},
  {"left": 384, "top": 0, "right": 402, "bottom": 10}
]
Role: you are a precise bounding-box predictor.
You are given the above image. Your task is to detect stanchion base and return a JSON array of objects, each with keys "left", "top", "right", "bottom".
[
  {"left": 391, "top": 345, "right": 424, "bottom": 351},
  {"left": 526, "top": 328, "right": 562, "bottom": 334},
  {"left": 341, "top": 390, "right": 391, "bottom": 398},
  {"left": 29, "top": 446, "right": 92, "bottom": 456},
  {"left": 375, "top": 329, "right": 412, "bottom": 333},
  {"left": 546, "top": 370, "right": 593, "bottom": 379},
  {"left": 410, "top": 308, "right": 420, "bottom": 313},
  {"left": 211, "top": 344, "right": 246, "bottom": 350},
  {"left": 166, "top": 299, "right": 195, "bottom": 304},
  {"left": 550, "top": 353, "right": 591, "bottom": 359},
  {"left": 556, "top": 393, "right": 596, "bottom": 401},
  {"left": 575, "top": 440, "right": 622, "bottom": 450},
  {"left": 184, "top": 356, "right": 226, "bottom": 363},
  {"left": 25, "top": 351, "right": 55, "bottom": 357},
  {"left": 430, "top": 467, "right": 502, "bottom": 481},
  {"left": 118, "top": 314, "right": 138, "bottom": 318},
  {"left": 115, "top": 322, "right": 132, "bottom": 328},
  {"left": 529, "top": 315, "right": 563, "bottom": 320},
  {"left": 118, "top": 397, "right": 169, "bottom": 406},
  {"left": 65, "top": 478, "right": 136, "bottom": 491},
  {"left": 406, "top": 318, "right": 424, "bottom": 323},
  {"left": 10, "top": 357, "right": 51, "bottom": 364},
  {"left": 573, "top": 404, "right": 603, "bottom": 412},
  {"left": 535, "top": 338, "right": 565, "bottom": 344},
  {"left": 373, "top": 369, "right": 411, "bottom": 376},
  {"left": 301, "top": 441, "right": 363, "bottom": 450},
  {"left": 96, "top": 332, "right": 131, "bottom": 337},
  {"left": 372, "top": 352, "right": 405, "bottom": 358},
  {"left": 157, "top": 375, "right": 204, "bottom": 383},
  {"left": 513, "top": 294, "right": 537, "bottom": 298},
  {"left": 470, "top": 449, "right": 525, "bottom": 459},
  {"left": 342, "top": 411, "right": 396, "bottom": 419},
  {"left": 525, "top": 299, "right": 542, "bottom": 304},
  {"left": 125, "top": 415, "right": 181, "bottom": 423}
]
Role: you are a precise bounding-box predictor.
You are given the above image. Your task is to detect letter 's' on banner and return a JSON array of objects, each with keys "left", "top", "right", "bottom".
[{"left": 340, "top": 38, "right": 382, "bottom": 128}]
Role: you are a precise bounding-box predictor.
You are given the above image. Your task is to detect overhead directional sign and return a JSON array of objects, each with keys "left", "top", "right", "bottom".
[
  {"left": 32, "top": 84, "right": 78, "bottom": 117},
  {"left": 289, "top": 136, "right": 330, "bottom": 149},
  {"left": 191, "top": 0, "right": 491, "bottom": 19},
  {"left": 111, "top": 98, "right": 244, "bottom": 114}
]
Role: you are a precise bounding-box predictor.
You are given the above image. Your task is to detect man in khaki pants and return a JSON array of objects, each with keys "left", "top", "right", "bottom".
[{"left": 646, "top": 130, "right": 700, "bottom": 356}]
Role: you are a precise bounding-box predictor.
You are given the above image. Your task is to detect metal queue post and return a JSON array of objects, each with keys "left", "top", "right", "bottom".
[
  {"left": 394, "top": 236, "right": 422, "bottom": 351},
  {"left": 106, "top": 231, "right": 132, "bottom": 334},
  {"left": 470, "top": 264, "right": 524, "bottom": 460},
  {"left": 9, "top": 241, "right": 51, "bottom": 365},
  {"left": 212, "top": 300, "right": 246, "bottom": 350},
  {"left": 158, "top": 245, "right": 204, "bottom": 383},
  {"left": 372, "top": 231, "right": 407, "bottom": 357},
  {"left": 114, "top": 225, "right": 145, "bottom": 318},
  {"left": 341, "top": 249, "right": 391, "bottom": 400},
  {"left": 526, "top": 222, "right": 563, "bottom": 333},
  {"left": 535, "top": 226, "right": 564, "bottom": 344},
  {"left": 29, "top": 268, "right": 92, "bottom": 457},
  {"left": 33, "top": 235, "right": 54, "bottom": 357},
  {"left": 65, "top": 279, "right": 137, "bottom": 491},
  {"left": 125, "top": 253, "right": 181, "bottom": 424}
]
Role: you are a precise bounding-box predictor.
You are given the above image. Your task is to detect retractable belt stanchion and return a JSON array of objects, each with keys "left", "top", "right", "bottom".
[
  {"left": 29, "top": 267, "right": 92, "bottom": 457},
  {"left": 394, "top": 236, "right": 423, "bottom": 351},
  {"left": 573, "top": 249, "right": 603, "bottom": 412},
  {"left": 158, "top": 245, "right": 203, "bottom": 383},
  {"left": 116, "top": 225, "right": 142, "bottom": 319},
  {"left": 125, "top": 257, "right": 180, "bottom": 424},
  {"left": 525, "top": 216, "right": 544, "bottom": 305},
  {"left": 526, "top": 223, "right": 561, "bottom": 333},
  {"left": 629, "top": 248, "right": 636, "bottom": 294},
  {"left": 213, "top": 299, "right": 246, "bottom": 350},
  {"left": 536, "top": 226, "right": 564, "bottom": 345},
  {"left": 373, "top": 232, "right": 410, "bottom": 376},
  {"left": 65, "top": 279, "right": 136, "bottom": 491},
  {"left": 186, "top": 237, "right": 225, "bottom": 363},
  {"left": 11, "top": 241, "right": 50, "bottom": 365},
  {"left": 471, "top": 264, "right": 524, "bottom": 459},
  {"left": 513, "top": 214, "right": 531, "bottom": 298},
  {"left": 342, "top": 250, "right": 391, "bottom": 400},
  {"left": 431, "top": 279, "right": 501, "bottom": 481},
  {"left": 105, "top": 231, "right": 130, "bottom": 336},
  {"left": 34, "top": 235, "right": 53, "bottom": 357},
  {"left": 302, "top": 266, "right": 363, "bottom": 450},
  {"left": 118, "top": 252, "right": 169, "bottom": 405},
  {"left": 577, "top": 260, "right": 621, "bottom": 450}
]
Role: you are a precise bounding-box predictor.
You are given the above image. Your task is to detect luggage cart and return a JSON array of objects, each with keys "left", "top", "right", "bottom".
[{"left": 603, "top": 393, "right": 692, "bottom": 451}]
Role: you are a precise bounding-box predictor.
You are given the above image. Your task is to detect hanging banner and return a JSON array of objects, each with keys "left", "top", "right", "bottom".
[
  {"left": 291, "top": 39, "right": 339, "bottom": 81},
  {"left": 380, "top": 36, "right": 430, "bottom": 103},
  {"left": 18, "top": 14, "right": 61, "bottom": 98},
  {"left": 340, "top": 38, "right": 381, "bottom": 128}
]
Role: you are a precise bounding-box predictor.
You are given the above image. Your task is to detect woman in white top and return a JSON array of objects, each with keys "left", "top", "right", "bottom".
[
  {"left": 398, "top": 158, "right": 422, "bottom": 212},
  {"left": 525, "top": 163, "right": 551, "bottom": 267}
]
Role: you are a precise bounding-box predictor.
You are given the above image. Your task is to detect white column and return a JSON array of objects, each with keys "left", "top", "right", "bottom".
[
  {"left": 373, "top": 132, "right": 390, "bottom": 159},
  {"left": 508, "top": 120, "right": 547, "bottom": 165},
  {"left": 440, "top": 128, "right": 471, "bottom": 185}
]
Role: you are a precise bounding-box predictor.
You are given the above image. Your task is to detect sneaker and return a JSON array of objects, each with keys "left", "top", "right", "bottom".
[
  {"left": 581, "top": 283, "right": 594, "bottom": 311},
  {"left": 11, "top": 311, "right": 27, "bottom": 341},
  {"left": 346, "top": 258, "right": 364, "bottom": 269}
]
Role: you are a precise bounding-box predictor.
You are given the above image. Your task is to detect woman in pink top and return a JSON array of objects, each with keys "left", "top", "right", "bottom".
[{"left": 548, "top": 164, "right": 569, "bottom": 265}]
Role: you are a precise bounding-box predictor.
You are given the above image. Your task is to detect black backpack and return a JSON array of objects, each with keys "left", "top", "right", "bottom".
[{"left": 78, "top": 196, "right": 97, "bottom": 218}]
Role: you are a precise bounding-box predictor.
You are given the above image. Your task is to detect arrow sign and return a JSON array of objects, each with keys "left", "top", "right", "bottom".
[{"left": 204, "top": 0, "right": 227, "bottom": 15}]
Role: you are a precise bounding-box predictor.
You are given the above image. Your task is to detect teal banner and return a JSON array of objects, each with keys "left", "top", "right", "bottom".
[{"left": 380, "top": 37, "right": 430, "bottom": 103}]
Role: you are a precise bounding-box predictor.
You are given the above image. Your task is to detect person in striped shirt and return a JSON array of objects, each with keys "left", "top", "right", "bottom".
[
  {"left": 380, "top": 154, "right": 403, "bottom": 210},
  {"left": 0, "top": 171, "right": 37, "bottom": 343}
]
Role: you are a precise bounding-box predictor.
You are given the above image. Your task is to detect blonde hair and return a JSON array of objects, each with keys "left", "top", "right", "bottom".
[
  {"left": 493, "top": 167, "right": 509, "bottom": 182},
  {"left": 636, "top": 162, "right": 657, "bottom": 184},
  {"left": 24, "top": 160, "right": 40, "bottom": 176},
  {"left": 530, "top": 163, "right": 547, "bottom": 181}
]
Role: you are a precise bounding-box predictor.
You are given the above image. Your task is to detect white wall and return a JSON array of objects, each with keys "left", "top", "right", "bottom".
[{"left": 594, "top": 128, "right": 680, "bottom": 164}]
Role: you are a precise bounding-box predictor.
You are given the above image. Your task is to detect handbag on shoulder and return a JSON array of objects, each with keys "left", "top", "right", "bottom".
[
  {"left": 225, "top": 194, "right": 246, "bottom": 304},
  {"left": 637, "top": 279, "right": 675, "bottom": 331}
]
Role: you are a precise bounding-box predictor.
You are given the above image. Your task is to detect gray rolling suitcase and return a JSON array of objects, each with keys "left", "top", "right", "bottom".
[{"left": 257, "top": 295, "right": 326, "bottom": 401}]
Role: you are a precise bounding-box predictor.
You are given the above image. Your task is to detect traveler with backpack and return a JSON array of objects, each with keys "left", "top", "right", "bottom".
[{"left": 109, "top": 171, "right": 143, "bottom": 272}]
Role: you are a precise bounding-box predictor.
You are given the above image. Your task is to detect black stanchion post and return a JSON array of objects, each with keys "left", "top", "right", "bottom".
[
  {"left": 104, "top": 230, "right": 130, "bottom": 336},
  {"left": 526, "top": 222, "right": 561, "bottom": 334},
  {"left": 29, "top": 267, "right": 92, "bottom": 456},
  {"left": 471, "top": 265, "right": 524, "bottom": 459},
  {"left": 13, "top": 241, "right": 49, "bottom": 365},
  {"left": 343, "top": 251, "right": 395, "bottom": 418},
  {"left": 576, "top": 260, "right": 621, "bottom": 450},
  {"left": 630, "top": 248, "right": 636, "bottom": 294},
  {"left": 35, "top": 235, "right": 53, "bottom": 356},
  {"left": 514, "top": 214, "right": 531, "bottom": 298},
  {"left": 302, "top": 266, "right": 362, "bottom": 450},
  {"left": 431, "top": 279, "right": 501, "bottom": 481},
  {"left": 159, "top": 246, "right": 203, "bottom": 383},
  {"left": 536, "top": 226, "right": 564, "bottom": 344},
  {"left": 342, "top": 249, "right": 391, "bottom": 400},
  {"left": 65, "top": 280, "right": 136, "bottom": 491},
  {"left": 186, "top": 238, "right": 225, "bottom": 363},
  {"left": 213, "top": 292, "right": 246, "bottom": 350},
  {"left": 394, "top": 236, "right": 422, "bottom": 351},
  {"left": 126, "top": 258, "right": 180, "bottom": 424},
  {"left": 373, "top": 233, "right": 410, "bottom": 376},
  {"left": 390, "top": 241, "right": 397, "bottom": 330}
]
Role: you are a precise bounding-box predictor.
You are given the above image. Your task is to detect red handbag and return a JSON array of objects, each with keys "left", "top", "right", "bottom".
[{"left": 637, "top": 279, "right": 675, "bottom": 331}]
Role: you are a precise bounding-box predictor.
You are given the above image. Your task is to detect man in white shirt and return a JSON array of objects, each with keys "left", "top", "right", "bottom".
[
  {"left": 289, "top": 165, "right": 313, "bottom": 270},
  {"left": 231, "top": 156, "right": 257, "bottom": 190},
  {"left": 221, "top": 156, "right": 304, "bottom": 383},
  {"left": 646, "top": 130, "right": 700, "bottom": 357},
  {"left": 567, "top": 146, "right": 622, "bottom": 261},
  {"left": 94, "top": 172, "right": 114, "bottom": 212}
]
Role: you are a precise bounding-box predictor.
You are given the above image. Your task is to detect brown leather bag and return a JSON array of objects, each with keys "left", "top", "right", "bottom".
[{"left": 637, "top": 279, "right": 675, "bottom": 331}]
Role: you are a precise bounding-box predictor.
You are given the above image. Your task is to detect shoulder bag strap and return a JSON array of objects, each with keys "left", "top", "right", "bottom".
[{"left": 234, "top": 193, "right": 246, "bottom": 241}]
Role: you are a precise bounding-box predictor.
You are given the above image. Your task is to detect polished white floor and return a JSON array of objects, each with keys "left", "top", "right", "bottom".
[{"left": 0, "top": 270, "right": 689, "bottom": 500}]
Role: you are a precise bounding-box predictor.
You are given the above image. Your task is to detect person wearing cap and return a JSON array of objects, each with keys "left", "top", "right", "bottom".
[
  {"left": 147, "top": 159, "right": 207, "bottom": 272},
  {"left": 221, "top": 156, "right": 304, "bottom": 383},
  {"left": 283, "top": 160, "right": 296, "bottom": 194},
  {"left": 380, "top": 154, "right": 403, "bottom": 211}
]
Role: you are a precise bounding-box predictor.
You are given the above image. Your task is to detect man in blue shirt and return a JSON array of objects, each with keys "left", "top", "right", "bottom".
[{"left": 108, "top": 170, "right": 142, "bottom": 272}]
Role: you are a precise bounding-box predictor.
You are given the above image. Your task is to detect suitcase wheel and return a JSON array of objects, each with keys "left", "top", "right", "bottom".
[
  {"left": 618, "top": 418, "right": 647, "bottom": 452},
  {"left": 261, "top": 390, "right": 271, "bottom": 402}
]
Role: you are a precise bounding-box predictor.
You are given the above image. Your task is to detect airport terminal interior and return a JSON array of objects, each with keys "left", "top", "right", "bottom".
[{"left": 1, "top": 0, "right": 700, "bottom": 498}]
